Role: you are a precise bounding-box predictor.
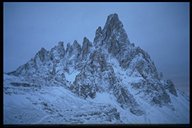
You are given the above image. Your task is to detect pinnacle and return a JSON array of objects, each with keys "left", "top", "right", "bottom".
[
  {"left": 40, "top": 47, "right": 47, "bottom": 52},
  {"left": 73, "top": 40, "right": 78, "bottom": 45},
  {"left": 108, "top": 13, "right": 119, "bottom": 20},
  {"left": 106, "top": 13, "right": 121, "bottom": 25},
  {"left": 58, "top": 41, "right": 64, "bottom": 46},
  {"left": 83, "top": 37, "right": 89, "bottom": 43},
  {"left": 103, "top": 13, "right": 123, "bottom": 33}
]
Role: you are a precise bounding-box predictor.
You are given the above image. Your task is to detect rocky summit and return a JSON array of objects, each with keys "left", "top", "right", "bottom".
[{"left": 4, "top": 13, "right": 189, "bottom": 124}]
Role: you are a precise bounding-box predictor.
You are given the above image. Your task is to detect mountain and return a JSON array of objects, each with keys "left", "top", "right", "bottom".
[{"left": 4, "top": 13, "right": 189, "bottom": 124}]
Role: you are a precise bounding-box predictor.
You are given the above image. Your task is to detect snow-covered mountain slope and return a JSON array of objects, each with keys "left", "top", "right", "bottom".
[
  {"left": 4, "top": 13, "right": 189, "bottom": 124},
  {"left": 3, "top": 74, "right": 189, "bottom": 124},
  {"left": 4, "top": 74, "right": 121, "bottom": 124}
]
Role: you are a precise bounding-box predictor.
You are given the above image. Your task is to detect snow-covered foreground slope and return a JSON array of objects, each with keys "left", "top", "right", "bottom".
[
  {"left": 3, "top": 74, "right": 189, "bottom": 124},
  {"left": 4, "top": 74, "right": 122, "bottom": 124},
  {"left": 88, "top": 89, "right": 189, "bottom": 124}
]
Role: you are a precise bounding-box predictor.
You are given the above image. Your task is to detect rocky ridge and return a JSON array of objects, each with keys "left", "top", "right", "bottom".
[{"left": 8, "top": 13, "right": 178, "bottom": 116}]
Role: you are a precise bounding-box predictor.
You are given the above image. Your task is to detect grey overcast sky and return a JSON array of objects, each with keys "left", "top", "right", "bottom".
[{"left": 4, "top": 2, "right": 189, "bottom": 95}]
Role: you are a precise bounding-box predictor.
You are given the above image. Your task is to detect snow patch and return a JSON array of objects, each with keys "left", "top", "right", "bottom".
[{"left": 65, "top": 69, "right": 80, "bottom": 83}]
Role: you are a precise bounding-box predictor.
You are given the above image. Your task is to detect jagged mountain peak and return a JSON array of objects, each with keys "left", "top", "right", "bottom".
[
  {"left": 97, "top": 26, "right": 102, "bottom": 32},
  {"left": 94, "top": 13, "right": 130, "bottom": 50},
  {"left": 83, "top": 37, "right": 90, "bottom": 43},
  {"left": 35, "top": 47, "right": 49, "bottom": 61},
  {"left": 39, "top": 47, "right": 47, "bottom": 53},
  {"left": 82, "top": 37, "right": 92, "bottom": 47},
  {"left": 58, "top": 41, "right": 64, "bottom": 47},
  {"left": 71, "top": 40, "right": 81, "bottom": 51},
  {"left": 103, "top": 13, "right": 123, "bottom": 30},
  {"left": 5, "top": 13, "right": 183, "bottom": 120},
  {"left": 51, "top": 41, "right": 65, "bottom": 51},
  {"left": 93, "top": 26, "right": 103, "bottom": 46},
  {"left": 72, "top": 40, "right": 79, "bottom": 45}
]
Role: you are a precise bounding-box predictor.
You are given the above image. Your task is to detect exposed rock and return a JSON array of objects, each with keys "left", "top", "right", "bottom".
[
  {"left": 80, "top": 37, "right": 92, "bottom": 60},
  {"left": 164, "top": 80, "right": 178, "bottom": 96},
  {"left": 8, "top": 13, "right": 178, "bottom": 117}
]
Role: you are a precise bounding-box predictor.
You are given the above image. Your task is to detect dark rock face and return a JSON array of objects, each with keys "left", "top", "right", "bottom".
[
  {"left": 8, "top": 13, "right": 178, "bottom": 116},
  {"left": 72, "top": 40, "right": 81, "bottom": 57},
  {"left": 164, "top": 80, "right": 178, "bottom": 96},
  {"left": 80, "top": 37, "right": 92, "bottom": 60},
  {"left": 94, "top": 26, "right": 102, "bottom": 45},
  {"left": 65, "top": 43, "right": 73, "bottom": 58},
  {"left": 112, "top": 81, "right": 144, "bottom": 116},
  {"left": 131, "top": 79, "right": 171, "bottom": 106},
  {"left": 103, "top": 13, "right": 129, "bottom": 45},
  {"left": 50, "top": 41, "right": 65, "bottom": 61},
  {"left": 37, "top": 48, "right": 48, "bottom": 62}
]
